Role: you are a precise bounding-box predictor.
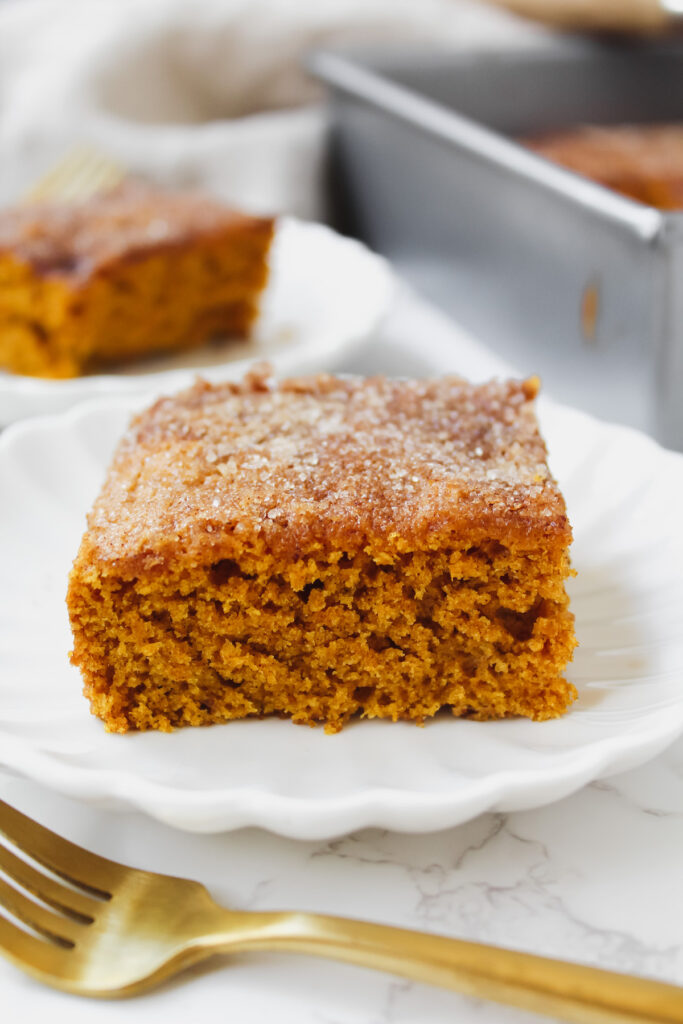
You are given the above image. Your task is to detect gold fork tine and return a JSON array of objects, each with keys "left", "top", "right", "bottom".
[
  {"left": 56, "top": 153, "right": 123, "bottom": 203},
  {"left": 0, "top": 799, "right": 125, "bottom": 895},
  {"left": 27, "top": 146, "right": 122, "bottom": 201},
  {"left": 0, "top": 914, "right": 73, "bottom": 979},
  {"left": 0, "top": 843, "right": 97, "bottom": 922},
  {"left": 0, "top": 876, "right": 83, "bottom": 947},
  {"left": 24, "top": 146, "right": 125, "bottom": 204}
]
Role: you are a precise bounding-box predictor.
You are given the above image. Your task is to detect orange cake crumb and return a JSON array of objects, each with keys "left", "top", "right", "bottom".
[
  {"left": 0, "top": 180, "right": 274, "bottom": 378},
  {"left": 67, "top": 369, "right": 577, "bottom": 734}
]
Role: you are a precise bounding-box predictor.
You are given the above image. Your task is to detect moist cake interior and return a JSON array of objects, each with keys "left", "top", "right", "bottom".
[{"left": 78, "top": 540, "right": 574, "bottom": 732}]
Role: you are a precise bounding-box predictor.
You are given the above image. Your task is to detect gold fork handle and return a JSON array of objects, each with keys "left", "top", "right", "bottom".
[{"left": 206, "top": 911, "right": 683, "bottom": 1024}]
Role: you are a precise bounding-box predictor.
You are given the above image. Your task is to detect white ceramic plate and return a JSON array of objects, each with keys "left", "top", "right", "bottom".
[
  {"left": 1, "top": 395, "right": 683, "bottom": 839},
  {"left": 0, "top": 217, "right": 394, "bottom": 425}
]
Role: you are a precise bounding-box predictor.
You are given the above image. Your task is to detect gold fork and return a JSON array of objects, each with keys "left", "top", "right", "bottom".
[
  {"left": 23, "top": 145, "right": 125, "bottom": 204},
  {"left": 0, "top": 798, "right": 681, "bottom": 1022}
]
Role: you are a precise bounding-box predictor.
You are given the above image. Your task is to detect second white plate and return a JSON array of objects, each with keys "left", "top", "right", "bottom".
[
  {"left": 0, "top": 217, "right": 394, "bottom": 425},
  {"left": 1, "top": 395, "right": 682, "bottom": 838}
]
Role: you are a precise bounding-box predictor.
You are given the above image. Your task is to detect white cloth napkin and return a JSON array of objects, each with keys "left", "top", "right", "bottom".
[{"left": 0, "top": 0, "right": 546, "bottom": 217}]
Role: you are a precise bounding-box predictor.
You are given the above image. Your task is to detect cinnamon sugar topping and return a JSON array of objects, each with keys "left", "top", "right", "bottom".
[
  {"left": 87, "top": 370, "right": 570, "bottom": 569},
  {"left": 0, "top": 179, "right": 267, "bottom": 280}
]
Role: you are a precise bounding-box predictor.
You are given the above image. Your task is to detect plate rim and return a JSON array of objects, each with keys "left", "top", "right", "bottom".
[{"left": 0, "top": 712, "right": 680, "bottom": 838}]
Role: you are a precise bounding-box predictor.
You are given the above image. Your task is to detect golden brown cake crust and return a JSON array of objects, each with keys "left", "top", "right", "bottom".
[
  {"left": 82, "top": 369, "right": 571, "bottom": 576},
  {"left": 0, "top": 179, "right": 271, "bottom": 283}
]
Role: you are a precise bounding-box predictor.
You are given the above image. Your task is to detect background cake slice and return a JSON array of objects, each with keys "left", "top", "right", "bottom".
[
  {"left": 0, "top": 180, "right": 274, "bottom": 378},
  {"left": 525, "top": 124, "right": 683, "bottom": 210},
  {"left": 67, "top": 369, "right": 577, "bottom": 734}
]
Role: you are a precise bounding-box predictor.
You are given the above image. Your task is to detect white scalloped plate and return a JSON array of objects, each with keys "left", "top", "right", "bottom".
[
  {"left": 0, "top": 217, "right": 393, "bottom": 425},
  {"left": 1, "top": 394, "right": 683, "bottom": 838}
]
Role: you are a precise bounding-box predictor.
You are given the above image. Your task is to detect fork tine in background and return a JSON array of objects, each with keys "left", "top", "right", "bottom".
[
  {"left": 0, "top": 800, "right": 127, "bottom": 896},
  {"left": 24, "top": 146, "right": 125, "bottom": 203},
  {"left": 0, "top": 876, "right": 84, "bottom": 947},
  {"left": 0, "top": 843, "right": 97, "bottom": 922},
  {"left": 52, "top": 150, "right": 124, "bottom": 202}
]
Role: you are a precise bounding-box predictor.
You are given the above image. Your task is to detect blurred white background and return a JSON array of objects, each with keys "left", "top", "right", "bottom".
[{"left": 0, "top": 0, "right": 545, "bottom": 216}]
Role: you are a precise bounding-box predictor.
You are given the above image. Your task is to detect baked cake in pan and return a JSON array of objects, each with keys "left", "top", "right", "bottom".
[
  {"left": 526, "top": 124, "right": 683, "bottom": 210},
  {"left": 0, "top": 181, "right": 274, "bottom": 378},
  {"left": 67, "top": 368, "right": 577, "bottom": 733}
]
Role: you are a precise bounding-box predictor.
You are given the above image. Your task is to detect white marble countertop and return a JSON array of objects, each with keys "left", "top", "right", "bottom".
[
  {"left": 3, "top": 742, "right": 682, "bottom": 1024},
  {"left": 2, "top": 288, "right": 681, "bottom": 1022}
]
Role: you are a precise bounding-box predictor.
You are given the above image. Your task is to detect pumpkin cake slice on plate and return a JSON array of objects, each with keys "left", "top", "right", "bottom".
[
  {"left": 67, "top": 368, "right": 576, "bottom": 733},
  {"left": 0, "top": 180, "right": 274, "bottom": 378}
]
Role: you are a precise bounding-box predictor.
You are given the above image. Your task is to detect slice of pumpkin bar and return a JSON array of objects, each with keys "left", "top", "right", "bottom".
[
  {"left": 0, "top": 180, "right": 273, "bottom": 378},
  {"left": 67, "top": 367, "right": 576, "bottom": 733}
]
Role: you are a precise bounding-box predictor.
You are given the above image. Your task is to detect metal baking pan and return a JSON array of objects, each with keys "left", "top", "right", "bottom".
[{"left": 310, "top": 40, "right": 683, "bottom": 450}]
